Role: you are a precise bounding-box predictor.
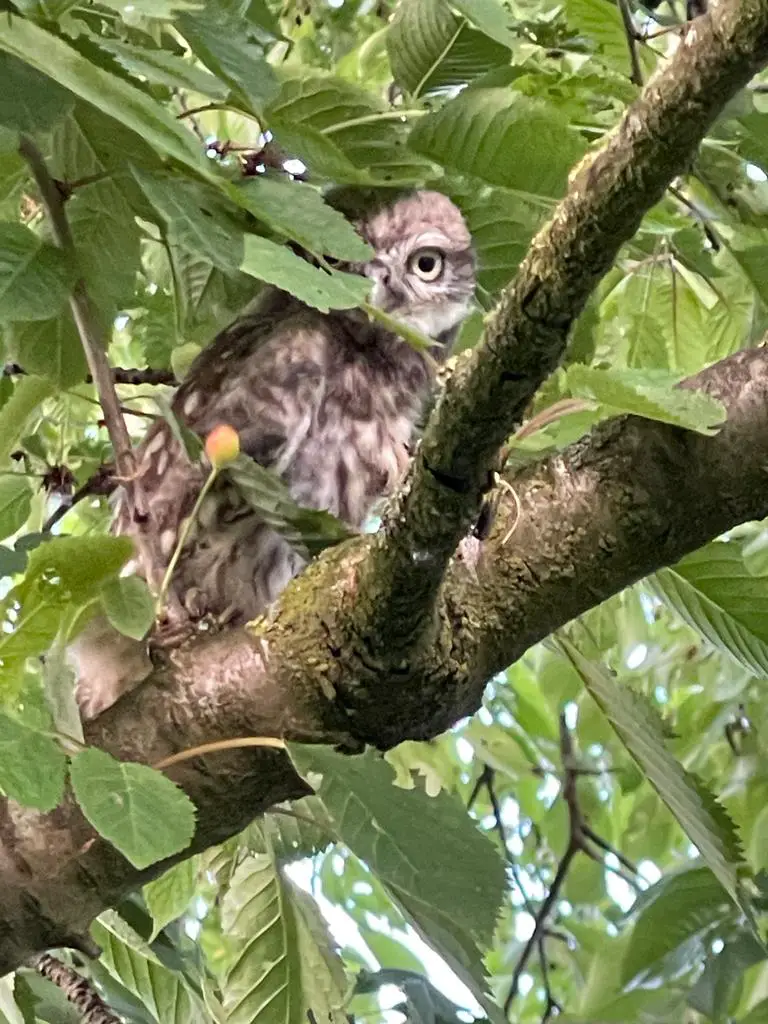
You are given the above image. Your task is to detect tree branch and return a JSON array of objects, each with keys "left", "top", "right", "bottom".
[
  {"left": 2, "top": 0, "right": 768, "bottom": 977},
  {"left": 0, "top": 343, "right": 766, "bottom": 973},
  {"left": 18, "top": 137, "right": 180, "bottom": 609},
  {"left": 17, "top": 139, "right": 137, "bottom": 498},
  {"left": 4, "top": 364, "right": 178, "bottom": 387},
  {"left": 353, "top": 0, "right": 768, "bottom": 665}
]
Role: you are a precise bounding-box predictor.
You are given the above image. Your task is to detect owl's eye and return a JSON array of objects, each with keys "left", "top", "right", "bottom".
[{"left": 409, "top": 248, "right": 445, "bottom": 281}]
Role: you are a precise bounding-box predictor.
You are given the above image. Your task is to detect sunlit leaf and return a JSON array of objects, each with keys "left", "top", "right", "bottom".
[
  {"left": 0, "top": 223, "right": 76, "bottom": 323},
  {"left": 0, "top": 713, "right": 66, "bottom": 811},
  {"left": 101, "top": 576, "right": 155, "bottom": 641},
  {"left": 240, "top": 234, "right": 371, "bottom": 311},
  {"left": 221, "top": 845, "right": 304, "bottom": 1024},
  {"left": 0, "top": 477, "right": 31, "bottom": 541},
  {"left": 561, "top": 638, "right": 751, "bottom": 923},
  {"left": 143, "top": 857, "right": 200, "bottom": 940},
  {"left": 70, "top": 748, "right": 196, "bottom": 869},
  {"left": 651, "top": 540, "right": 768, "bottom": 677},
  {"left": 408, "top": 88, "right": 587, "bottom": 198},
  {"left": 567, "top": 365, "right": 727, "bottom": 435}
]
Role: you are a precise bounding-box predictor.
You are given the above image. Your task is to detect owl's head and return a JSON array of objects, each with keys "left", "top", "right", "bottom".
[{"left": 355, "top": 191, "right": 476, "bottom": 343}]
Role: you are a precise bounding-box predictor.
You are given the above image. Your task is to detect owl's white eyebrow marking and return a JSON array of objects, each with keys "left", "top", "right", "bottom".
[{"left": 409, "top": 230, "right": 453, "bottom": 250}]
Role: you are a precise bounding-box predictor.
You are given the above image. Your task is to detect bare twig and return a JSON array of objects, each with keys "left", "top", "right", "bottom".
[
  {"left": 617, "top": 0, "right": 644, "bottom": 85},
  {"left": 18, "top": 139, "right": 138, "bottom": 502},
  {"left": 504, "top": 715, "right": 643, "bottom": 1016},
  {"left": 29, "top": 953, "right": 121, "bottom": 1024},
  {"left": 18, "top": 137, "right": 178, "bottom": 605},
  {"left": 42, "top": 465, "right": 116, "bottom": 534},
  {"left": 537, "top": 939, "right": 562, "bottom": 1024},
  {"left": 4, "top": 363, "right": 177, "bottom": 387}
]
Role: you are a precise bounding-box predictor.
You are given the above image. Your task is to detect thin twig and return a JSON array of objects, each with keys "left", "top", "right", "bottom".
[
  {"left": 537, "top": 939, "right": 562, "bottom": 1024},
  {"left": 18, "top": 139, "right": 139, "bottom": 505},
  {"left": 42, "top": 465, "right": 116, "bottom": 534},
  {"left": 4, "top": 363, "right": 178, "bottom": 387},
  {"left": 617, "top": 0, "right": 643, "bottom": 85},
  {"left": 482, "top": 765, "right": 536, "bottom": 916},
  {"left": 582, "top": 824, "right": 641, "bottom": 879},
  {"left": 18, "top": 137, "right": 174, "bottom": 605},
  {"left": 29, "top": 953, "right": 121, "bottom": 1024}
]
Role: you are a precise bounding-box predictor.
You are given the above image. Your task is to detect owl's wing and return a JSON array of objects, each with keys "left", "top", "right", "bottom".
[
  {"left": 176, "top": 307, "right": 327, "bottom": 470},
  {"left": 115, "top": 306, "right": 329, "bottom": 585}
]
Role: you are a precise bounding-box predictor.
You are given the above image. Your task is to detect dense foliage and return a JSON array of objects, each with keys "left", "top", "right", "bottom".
[{"left": 0, "top": 0, "right": 767, "bottom": 1022}]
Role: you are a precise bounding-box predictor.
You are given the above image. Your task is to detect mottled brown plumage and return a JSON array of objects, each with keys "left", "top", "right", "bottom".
[{"left": 73, "top": 191, "right": 475, "bottom": 718}]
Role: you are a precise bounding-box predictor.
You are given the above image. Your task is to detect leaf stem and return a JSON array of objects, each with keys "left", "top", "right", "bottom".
[
  {"left": 321, "top": 108, "right": 427, "bottom": 135},
  {"left": 155, "top": 466, "right": 218, "bottom": 618}
]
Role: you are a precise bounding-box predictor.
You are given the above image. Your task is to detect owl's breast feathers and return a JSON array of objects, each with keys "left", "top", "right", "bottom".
[{"left": 115, "top": 296, "right": 433, "bottom": 626}]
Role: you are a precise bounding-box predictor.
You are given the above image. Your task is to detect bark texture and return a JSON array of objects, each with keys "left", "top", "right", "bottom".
[{"left": 0, "top": 0, "right": 767, "bottom": 977}]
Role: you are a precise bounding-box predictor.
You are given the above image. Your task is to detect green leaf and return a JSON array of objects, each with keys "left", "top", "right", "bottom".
[
  {"left": 0, "top": 375, "right": 53, "bottom": 467},
  {"left": 0, "top": 713, "right": 66, "bottom": 811},
  {"left": 288, "top": 747, "right": 505, "bottom": 949},
  {"left": 451, "top": 186, "right": 538, "bottom": 298},
  {"left": 134, "top": 169, "right": 244, "bottom": 273},
  {"left": 0, "top": 476, "right": 31, "bottom": 541},
  {"left": 290, "top": 882, "right": 349, "bottom": 1024},
  {"left": 408, "top": 88, "right": 587, "bottom": 199},
  {"left": 263, "top": 796, "right": 335, "bottom": 862},
  {"left": 170, "top": 244, "right": 257, "bottom": 341},
  {"left": 230, "top": 177, "right": 372, "bottom": 261},
  {"left": 267, "top": 75, "right": 433, "bottom": 184},
  {"left": 18, "top": 535, "right": 134, "bottom": 605},
  {"left": 177, "top": 6, "right": 278, "bottom": 110},
  {"left": 96, "top": 0, "right": 202, "bottom": 16},
  {"left": 6, "top": 315, "right": 88, "bottom": 389},
  {"left": 450, "top": 0, "right": 518, "bottom": 47},
  {"left": 567, "top": 365, "right": 727, "bottom": 435},
  {"left": 0, "top": 544, "right": 26, "bottom": 578},
  {"left": 0, "top": 223, "right": 76, "bottom": 322},
  {"left": 93, "top": 38, "right": 230, "bottom": 99},
  {"left": 387, "top": 0, "right": 511, "bottom": 98},
  {"left": 240, "top": 234, "right": 371, "bottom": 311},
  {"left": 226, "top": 453, "right": 353, "bottom": 558},
  {"left": 564, "top": 0, "right": 637, "bottom": 75},
  {"left": 70, "top": 748, "right": 196, "bottom": 869},
  {"left": 688, "top": 934, "right": 766, "bottom": 1022},
  {"left": 91, "top": 911, "right": 207, "bottom": 1024},
  {"left": 101, "top": 576, "right": 155, "bottom": 641},
  {"left": 622, "top": 866, "right": 732, "bottom": 985},
  {"left": 0, "top": 17, "right": 207, "bottom": 177},
  {"left": 651, "top": 540, "right": 768, "bottom": 677},
  {"left": 560, "top": 638, "right": 751, "bottom": 922},
  {"left": 0, "top": 50, "right": 73, "bottom": 133},
  {"left": 221, "top": 848, "right": 304, "bottom": 1024},
  {"left": 143, "top": 857, "right": 199, "bottom": 940}
]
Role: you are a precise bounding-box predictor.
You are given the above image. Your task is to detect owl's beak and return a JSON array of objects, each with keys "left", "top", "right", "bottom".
[{"left": 365, "top": 260, "right": 407, "bottom": 312}]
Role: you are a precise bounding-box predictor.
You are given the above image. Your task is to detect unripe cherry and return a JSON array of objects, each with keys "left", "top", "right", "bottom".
[{"left": 205, "top": 424, "right": 240, "bottom": 468}]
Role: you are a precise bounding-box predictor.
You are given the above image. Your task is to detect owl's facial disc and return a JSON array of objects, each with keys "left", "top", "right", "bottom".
[{"left": 356, "top": 191, "right": 476, "bottom": 343}]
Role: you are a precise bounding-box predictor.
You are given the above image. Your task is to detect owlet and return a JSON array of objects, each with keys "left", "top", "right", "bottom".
[{"left": 73, "top": 190, "right": 476, "bottom": 718}]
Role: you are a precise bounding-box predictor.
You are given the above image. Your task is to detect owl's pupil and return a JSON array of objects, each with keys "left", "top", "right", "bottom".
[{"left": 418, "top": 254, "right": 436, "bottom": 273}]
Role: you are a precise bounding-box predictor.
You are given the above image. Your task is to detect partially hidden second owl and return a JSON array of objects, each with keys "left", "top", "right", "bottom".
[{"left": 73, "top": 190, "right": 476, "bottom": 719}]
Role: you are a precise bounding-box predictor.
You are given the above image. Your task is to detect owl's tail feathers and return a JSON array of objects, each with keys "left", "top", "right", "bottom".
[{"left": 68, "top": 614, "right": 154, "bottom": 721}]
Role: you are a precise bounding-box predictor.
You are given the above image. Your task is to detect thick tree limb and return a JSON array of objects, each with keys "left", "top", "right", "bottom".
[
  {"left": 2, "top": 0, "right": 768, "bottom": 980},
  {"left": 1, "top": 346, "right": 768, "bottom": 973},
  {"left": 356, "top": 0, "right": 768, "bottom": 661}
]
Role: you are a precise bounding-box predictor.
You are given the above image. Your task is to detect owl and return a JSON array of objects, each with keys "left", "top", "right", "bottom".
[{"left": 72, "top": 190, "right": 476, "bottom": 719}]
